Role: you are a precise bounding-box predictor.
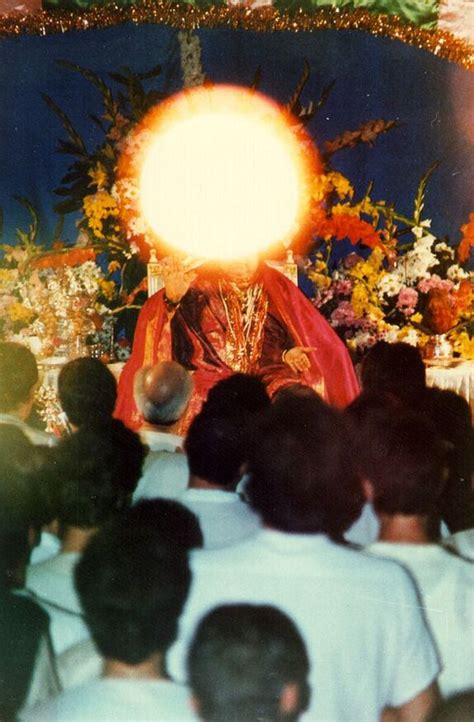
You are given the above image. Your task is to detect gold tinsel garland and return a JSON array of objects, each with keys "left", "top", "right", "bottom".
[{"left": 0, "top": 3, "right": 473, "bottom": 70}]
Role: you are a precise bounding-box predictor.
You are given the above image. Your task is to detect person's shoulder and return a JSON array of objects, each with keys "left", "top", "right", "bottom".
[{"left": 1, "top": 590, "right": 50, "bottom": 632}]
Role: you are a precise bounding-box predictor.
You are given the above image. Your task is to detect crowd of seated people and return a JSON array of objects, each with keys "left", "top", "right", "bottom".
[{"left": 0, "top": 338, "right": 473, "bottom": 721}]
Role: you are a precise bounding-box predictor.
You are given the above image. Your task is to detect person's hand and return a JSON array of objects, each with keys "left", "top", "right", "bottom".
[
  {"left": 160, "top": 256, "right": 197, "bottom": 304},
  {"left": 282, "top": 346, "right": 315, "bottom": 373}
]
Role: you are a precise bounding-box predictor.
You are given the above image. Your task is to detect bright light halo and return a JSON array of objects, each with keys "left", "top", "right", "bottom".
[{"left": 133, "top": 86, "right": 319, "bottom": 260}]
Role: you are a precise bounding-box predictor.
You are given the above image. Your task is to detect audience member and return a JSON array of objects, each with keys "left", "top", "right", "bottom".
[
  {"left": 134, "top": 360, "right": 193, "bottom": 449},
  {"left": 359, "top": 341, "right": 474, "bottom": 533},
  {"left": 26, "top": 419, "right": 146, "bottom": 654},
  {"left": 177, "top": 410, "right": 261, "bottom": 548},
  {"left": 360, "top": 410, "right": 474, "bottom": 696},
  {"left": 57, "top": 357, "right": 117, "bottom": 431},
  {"left": 0, "top": 425, "right": 58, "bottom": 720},
  {"left": 442, "top": 528, "right": 474, "bottom": 561},
  {"left": 132, "top": 361, "right": 193, "bottom": 501},
  {"left": 187, "top": 604, "right": 310, "bottom": 722},
  {"left": 22, "top": 519, "right": 196, "bottom": 721},
  {"left": 168, "top": 396, "right": 440, "bottom": 722},
  {"left": 54, "top": 499, "right": 203, "bottom": 691},
  {"left": 0, "top": 341, "right": 53, "bottom": 445},
  {"left": 202, "top": 372, "right": 271, "bottom": 417},
  {"left": 360, "top": 340, "right": 426, "bottom": 403},
  {"left": 427, "top": 690, "right": 474, "bottom": 722}
]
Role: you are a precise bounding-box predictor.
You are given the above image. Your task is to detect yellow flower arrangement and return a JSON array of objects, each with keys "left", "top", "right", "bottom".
[
  {"left": 88, "top": 162, "right": 109, "bottom": 191},
  {"left": 7, "top": 301, "right": 35, "bottom": 325}
]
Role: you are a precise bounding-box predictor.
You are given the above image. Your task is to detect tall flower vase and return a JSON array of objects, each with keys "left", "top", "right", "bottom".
[{"left": 423, "top": 334, "right": 454, "bottom": 361}]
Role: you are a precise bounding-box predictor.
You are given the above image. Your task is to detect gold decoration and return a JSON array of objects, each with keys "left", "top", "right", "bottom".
[
  {"left": 0, "top": 4, "right": 472, "bottom": 70},
  {"left": 219, "top": 280, "right": 269, "bottom": 372}
]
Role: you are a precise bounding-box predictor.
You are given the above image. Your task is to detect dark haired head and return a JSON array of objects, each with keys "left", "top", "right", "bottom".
[
  {"left": 203, "top": 373, "right": 271, "bottom": 417},
  {"left": 0, "top": 342, "right": 38, "bottom": 413},
  {"left": 58, "top": 357, "right": 117, "bottom": 427},
  {"left": 357, "top": 411, "right": 446, "bottom": 516},
  {"left": 247, "top": 397, "right": 363, "bottom": 537},
  {"left": 125, "top": 500, "right": 203, "bottom": 550},
  {"left": 0, "top": 425, "right": 51, "bottom": 588},
  {"left": 185, "top": 411, "right": 248, "bottom": 489},
  {"left": 360, "top": 341, "right": 426, "bottom": 401},
  {"left": 187, "top": 604, "right": 310, "bottom": 722},
  {"left": 75, "top": 523, "right": 191, "bottom": 664},
  {"left": 49, "top": 419, "right": 146, "bottom": 529}
]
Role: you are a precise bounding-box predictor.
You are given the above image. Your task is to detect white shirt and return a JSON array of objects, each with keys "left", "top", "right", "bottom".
[
  {"left": 0, "top": 413, "right": 56, "bottom": 446},
  {"left": 168, "top": 529, "right": 440, "bottom": 722},
  {"left": 26, "top": 553, "right": 89, "bottom": 655},
  {"left": 21, "top": 677, "right": 197, "bottom": 722},
  {"left": 176, "top": 488, "right": 261, "bottom": 549},
  {"left": 133, "top": 451, "right": 189, "bottom": 502},
  {"left": 366, "top": 541, "right": 474, "bottom": 697},
  {"left": 139, "top": 428, "right": 184, "bottom": 453},
  {"left": 443, "top": 529, "right": 474, "bottom": 561}
]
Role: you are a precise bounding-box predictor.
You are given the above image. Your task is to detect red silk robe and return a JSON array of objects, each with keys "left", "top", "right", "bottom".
[{"left": 115, "top": 264, "right": 359, "bottom": 431}]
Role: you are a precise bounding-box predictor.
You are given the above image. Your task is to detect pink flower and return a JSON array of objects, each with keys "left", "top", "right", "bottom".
[
  {"left": 333, "top": 279, "right": 353, "bottom": 295},
  {"left": 417, "top": 275, "right": 453, "bottom": 294},
  {"left": 331, "top": 301, "right": 358, "bottom": 327},
  {"left": 396, "top": 288, "right": 418, "bottom": 316}
]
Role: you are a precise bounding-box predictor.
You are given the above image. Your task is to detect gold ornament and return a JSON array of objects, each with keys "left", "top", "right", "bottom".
[{"left": 0, "top": 4, "right": 472, "bottom": 70}]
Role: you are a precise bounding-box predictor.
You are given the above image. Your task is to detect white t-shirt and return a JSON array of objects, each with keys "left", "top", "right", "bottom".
[
  {"left": 26, "top": 552, "right": 89, "bottom": 655},
  {"left": 133, "top": 451, "right": 189, "bottom": 502},
  {"left": 176, "top": 488, "right": 261, "bottom": 549},
  {"left": 21, "top": 677, "right": 197, "bottom": 722},
  {"left": 443, "top": 529, "right": 474, "bottom": 561},
  {"left": 168, "top": 530, "right": 440, "bottom": 722},
  {"left": 366, "top": 541, "right": 474, "bottom": 697},
  {"left": 139, "top": 428, "right": 184, "bottom": 453}
]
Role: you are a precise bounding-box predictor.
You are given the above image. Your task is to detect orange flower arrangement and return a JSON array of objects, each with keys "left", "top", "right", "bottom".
[
  {"left": 30, "top": 247, "right": 97, "bottom": 270},
  {"left": 313, "top": 207, "right": 384, "bottom": 249},
  {"left": 459, "top": 213, "right": 474, "bottom": 263}
]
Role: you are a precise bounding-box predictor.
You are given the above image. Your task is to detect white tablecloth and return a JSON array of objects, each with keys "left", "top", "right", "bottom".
[{"left": 425, "top": 360, "right": 474, "bottom": 415}]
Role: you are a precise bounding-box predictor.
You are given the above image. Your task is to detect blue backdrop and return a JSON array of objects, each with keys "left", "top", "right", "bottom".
[{"left": 1, "top": 23, "right": 473, "bottom": 248}]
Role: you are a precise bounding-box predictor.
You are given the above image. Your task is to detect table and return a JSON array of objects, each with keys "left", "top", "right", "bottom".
[{"left": 425, "top": 360, "right": 474, "bottom": 416}]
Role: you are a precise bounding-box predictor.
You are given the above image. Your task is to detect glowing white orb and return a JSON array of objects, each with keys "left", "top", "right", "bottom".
[{"left": 132, "top": 85, "right": 319, "bottom": 260}]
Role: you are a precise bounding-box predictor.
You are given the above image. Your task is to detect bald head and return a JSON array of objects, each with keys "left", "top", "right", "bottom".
[{"left": 134, "top": 361, "right": 193, "bottom": 427}]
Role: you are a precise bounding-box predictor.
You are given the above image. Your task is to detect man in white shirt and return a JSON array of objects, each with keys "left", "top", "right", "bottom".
[
  {"left": 0, "top": 342, "right": 54, "bottom": 447},
  {"left": 187, "top": 604, "right": 311, "bottom": 722},
  {"left": 133, "top": 361, "right": 193, "bottom": 501},
  {"left": 168, "top": 395, "right": 440, "bottom": 722},
  {"left": 176, "top": 409, "right": 261, "bottom": 549},
  {"left": 26, "top": 420, "right": 146, "bottom": 654},
  {"left": 360, "top": 410, "right": 474, "bottom": 697},
  {"left": 22, "top": 515, "right": 197, "bottom": 721}
]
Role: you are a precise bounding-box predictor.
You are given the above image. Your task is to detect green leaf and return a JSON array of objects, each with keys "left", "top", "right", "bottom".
[
  {"left": 57, "top": 60, "right": 116, "bottom": 118},
  {"left": 0, "top": 207, "right": 3, "bottom": 240},
  {"left": 53, "top": 215, "right": 65, "bottom": 244},
  {"left": 413, "top": 161, "right": 440, "bottom": 226},
  {"left": 53, "top": 197, "right": 84, "bottom": 215},
  {"left": 13, "top": 196, "right": 39, "bottom": 245},
  {"left": 42, "top": 93, "right": 87, "bottom": 156},
  {"left": 137, "top": 64, "right": 162, "bottom": 81}
]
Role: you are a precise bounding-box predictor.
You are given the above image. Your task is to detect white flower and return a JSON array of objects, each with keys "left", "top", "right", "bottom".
[
  {"left": 381, "top": 326, "right": 401, "bottom": 344},
  {"left": 377, "top": 272, "right": 404, "bottom": 297},
  {"left": 447, "top": 264, "right": 469, "bottom": 282},
  {"left": 434, "top": 241, "right": 455, "bottom": 258},
  {"left": 402, "top": 329, "right": 420, "bottom": 346}
]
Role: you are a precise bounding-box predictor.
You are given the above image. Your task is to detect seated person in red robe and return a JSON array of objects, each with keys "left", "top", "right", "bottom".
[{"left": 116, "top": 256, "right": 359, "bottom": 432}]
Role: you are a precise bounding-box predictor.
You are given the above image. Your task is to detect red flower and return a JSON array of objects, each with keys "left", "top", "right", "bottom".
[
  {"left": 423, "top": 289, "right": 458, "bottom": 334},
  {"left": 30, "top": 247, "right": 96, "bottom": 269},
  {"left": 458, "top": 213, "right": 474, "bottom": 263},
  {"left": 313, "top": 208, "right": 383, "bottom": 249}
]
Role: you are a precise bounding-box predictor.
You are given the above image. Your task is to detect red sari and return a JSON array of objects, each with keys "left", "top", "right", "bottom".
[{"left": 115, "top": 264, "right": 359, "bottom": 431}]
